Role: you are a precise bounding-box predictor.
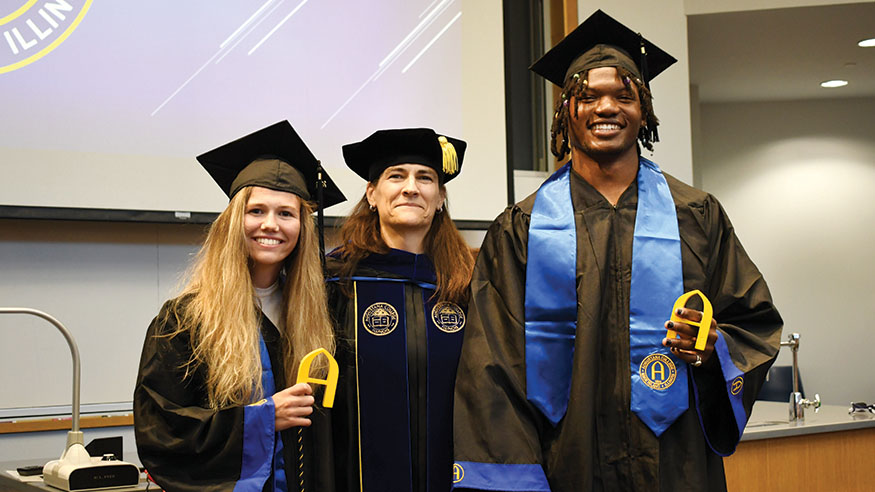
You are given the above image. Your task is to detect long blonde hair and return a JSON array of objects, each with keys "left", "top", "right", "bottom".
[{"left": 168, "top": 187, "right": 335, "bottom": 409}]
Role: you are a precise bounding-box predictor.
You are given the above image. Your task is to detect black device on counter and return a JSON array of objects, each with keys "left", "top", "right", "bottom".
[{"left": 16, "top": 465, "right": 44, "bottom": 476}]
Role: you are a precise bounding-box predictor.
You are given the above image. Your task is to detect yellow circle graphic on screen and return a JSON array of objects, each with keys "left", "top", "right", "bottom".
[{"left": 1, "top": 0, "right": 92, "bottom": 74}]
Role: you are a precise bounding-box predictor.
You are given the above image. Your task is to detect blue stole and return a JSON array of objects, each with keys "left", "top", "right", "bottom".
[
  {"left": 237, "top": 333, "right": 287, "bottom": 491},
  {"left": 628, "top": 159, "right": 686, "bottom": 436},
  {"left": 257, "top": 335, "right": 287, "bottom": 491},
  {"left": 525, "top": 158, "right": 687, "bottom": 435},
  {"left": 524, "top": 163, "right": 578, "bottom": 425}
]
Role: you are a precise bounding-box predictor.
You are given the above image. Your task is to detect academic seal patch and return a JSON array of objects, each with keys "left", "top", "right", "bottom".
[
  {"left": 431, "top": 301, "right": 466, "bottom": 333},
  {"left": 362, "top": 302, "right": 398, "bottom": 336}
]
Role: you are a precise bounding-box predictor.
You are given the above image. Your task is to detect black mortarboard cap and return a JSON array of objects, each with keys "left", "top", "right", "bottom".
[
  {"left": 342, "top": 128, "right": 467, "bottom": 184},
  {"left": 530, "top": 9, "right": 677, "bottom": 88},
  {"left": 196, "top": 120, "right": 346, "bottom": 210}
]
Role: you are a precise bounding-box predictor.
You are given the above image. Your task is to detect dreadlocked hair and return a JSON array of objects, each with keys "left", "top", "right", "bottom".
[{"left": 549, "top": 66, "right": 660, "bottom": 162}]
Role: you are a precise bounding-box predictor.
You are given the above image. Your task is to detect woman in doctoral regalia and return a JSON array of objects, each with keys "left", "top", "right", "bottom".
[
  {"left": 327, "top": 128, "right": 476, "bottom": 492},
  {"left": 133, "top": 121, "right": 345, "bottom": 492}
]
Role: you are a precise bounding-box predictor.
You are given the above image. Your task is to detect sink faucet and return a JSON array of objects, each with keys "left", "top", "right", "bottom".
[{"left": 779, "top": 332, "right": 820, "bottom": 422}]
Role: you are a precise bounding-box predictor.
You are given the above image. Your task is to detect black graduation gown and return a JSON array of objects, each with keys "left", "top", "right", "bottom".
[
  {"left": 134, "top": 299, "right": 335, "bottom": 492},
  {"left": 326, "top": 249, "right": 466, "bottom": 492},
  {"left": 453, "top": 167, "right": 783, "bottom": 492}
]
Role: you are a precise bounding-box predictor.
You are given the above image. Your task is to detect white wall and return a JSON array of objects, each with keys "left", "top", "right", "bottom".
[
  {"left": 697, "top": 97, "right": 875, "bottom": 405},
  {"left": 580, "top": 0, "right": 694, "bottom": 183},
  {"left": 458, "top": 0, "right": 509, "bottom": 216},
  {"left": 0, "top": 220, "right": 202, "bottom": 463},
  {"left": 0, "top": 221, "right": 204, "bottom": 411}
]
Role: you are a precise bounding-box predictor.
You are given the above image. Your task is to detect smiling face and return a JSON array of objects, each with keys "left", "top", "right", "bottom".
[
  {"left": 243, "top": 186, "right": 302, "bottom": 287},
  {"left": 366, "top": 163, "right": 444, "bottom": 245},
  {"left": 568, "top": 66, "right": 643, "bottom": 161}
]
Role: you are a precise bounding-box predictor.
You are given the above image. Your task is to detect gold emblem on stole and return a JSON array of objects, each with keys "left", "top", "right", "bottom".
[
  {"left": 730, "top": 376, "right": 744, "bottom": 395},
  {"left": 639, "top": 353, "right": 678, "bottom": 390},
  {"left": 452, "top": 463, "right": 465, "bottom": 483},
  {"left": 362, "top": 302, "right": 399, "bottom": 336},
  {"left": 431, "top": 301, "right": 465, "bottom": 333}
]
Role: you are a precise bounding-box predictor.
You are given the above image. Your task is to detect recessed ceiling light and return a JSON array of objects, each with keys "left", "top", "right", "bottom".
[
  {"left": 858, "top": 38, "right": 875, "bottom": 48},
  {"left": 820, "top": 79, "right": 848, "bottom": 88}
]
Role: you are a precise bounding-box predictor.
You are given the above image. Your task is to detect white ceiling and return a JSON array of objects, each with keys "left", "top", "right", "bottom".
[{"left": 687, "top": 2, "right": 875, "bottom": 102}]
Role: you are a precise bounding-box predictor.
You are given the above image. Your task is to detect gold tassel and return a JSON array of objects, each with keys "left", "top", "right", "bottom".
[{"left": 438, "top": 136, "right": 458, "bottom": 176}]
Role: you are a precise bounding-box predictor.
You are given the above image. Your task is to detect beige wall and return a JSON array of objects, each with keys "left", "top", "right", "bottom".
[
  {"left": 697, "top": 97, "right": 875, "bottom": 405},
  {"left": 688, "top": 0, "right": 874, "bottom": 405}
]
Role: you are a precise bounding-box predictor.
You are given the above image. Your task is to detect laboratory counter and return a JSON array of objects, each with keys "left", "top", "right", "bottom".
[
  {"left": 1, "top": 402, "right": 873, "bottom": 491},
  {"left": 724, "top": 401, "right": 875, "bottom": 491}
]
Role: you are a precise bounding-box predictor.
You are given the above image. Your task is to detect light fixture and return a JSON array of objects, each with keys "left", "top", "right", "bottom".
[
  {"left": 858, "top": 38, "right": 875, "bottom": 48},
  {"left": 820, "top": 80, "right": 848, "bottom": 88}
]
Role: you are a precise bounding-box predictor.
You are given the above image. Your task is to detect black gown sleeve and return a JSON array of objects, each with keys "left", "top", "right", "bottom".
[
  {"left": 689, "top": 195, "right": 783, "bottom": 455},
  {"left": 452, "top": 205, "right": 552, "bottom": 492},
  {"left": 133, "top": 302, "right": 279, "bottom": 492}
]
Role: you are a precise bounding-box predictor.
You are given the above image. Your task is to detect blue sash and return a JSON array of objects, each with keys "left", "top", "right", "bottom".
[
  {"left": 258, "top": 335, "right": 287, "bottom": 491},
  {"left": 628, "top": 159, "right": 686, "bottom": 436},
  {"left": 525, "top": 158, "right": 686, "bottom": 435},
  {"left": 524, "top": 163, "right": 577, "bottom": 425},
  {"left": 237, "top": 334, "right": 286, "bottom": 492}
]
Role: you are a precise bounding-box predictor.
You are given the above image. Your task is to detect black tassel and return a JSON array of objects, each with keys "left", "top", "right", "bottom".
[
  {"left": 316, "top": 161, "right": 326, "bottom": 273},
  {"left": 638, "top": 33, "right": 658, "bottom": 146},
  {"left": 638, "top": 33, "right": 650, "bottom": 90}
]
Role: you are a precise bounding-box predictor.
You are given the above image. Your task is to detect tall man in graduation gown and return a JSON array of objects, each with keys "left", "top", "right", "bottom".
[{"left": 452, "top": 10, "right": 783, "bottom": 492}]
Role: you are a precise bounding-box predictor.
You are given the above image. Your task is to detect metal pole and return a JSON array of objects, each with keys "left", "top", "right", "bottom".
[{"left": 0, "top": 307, "right": 81, "bottom": 432}]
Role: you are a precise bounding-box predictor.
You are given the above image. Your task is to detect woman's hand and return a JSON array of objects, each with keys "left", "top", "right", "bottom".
[{"left": 272, "top": 382, "right": 314, "bottom": 431}]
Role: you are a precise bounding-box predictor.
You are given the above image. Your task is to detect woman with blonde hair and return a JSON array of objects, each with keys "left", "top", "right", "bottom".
[
  {"left": 327, "top": 128, "right": 475, "bottom": 492},
  {"left": 134, "top": 121, "right": 345, "bottom": 492}
]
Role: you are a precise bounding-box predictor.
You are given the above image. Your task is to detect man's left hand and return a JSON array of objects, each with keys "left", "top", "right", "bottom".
[{"left": 662, "top": 307, "right": 718, "bottom": 367}]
